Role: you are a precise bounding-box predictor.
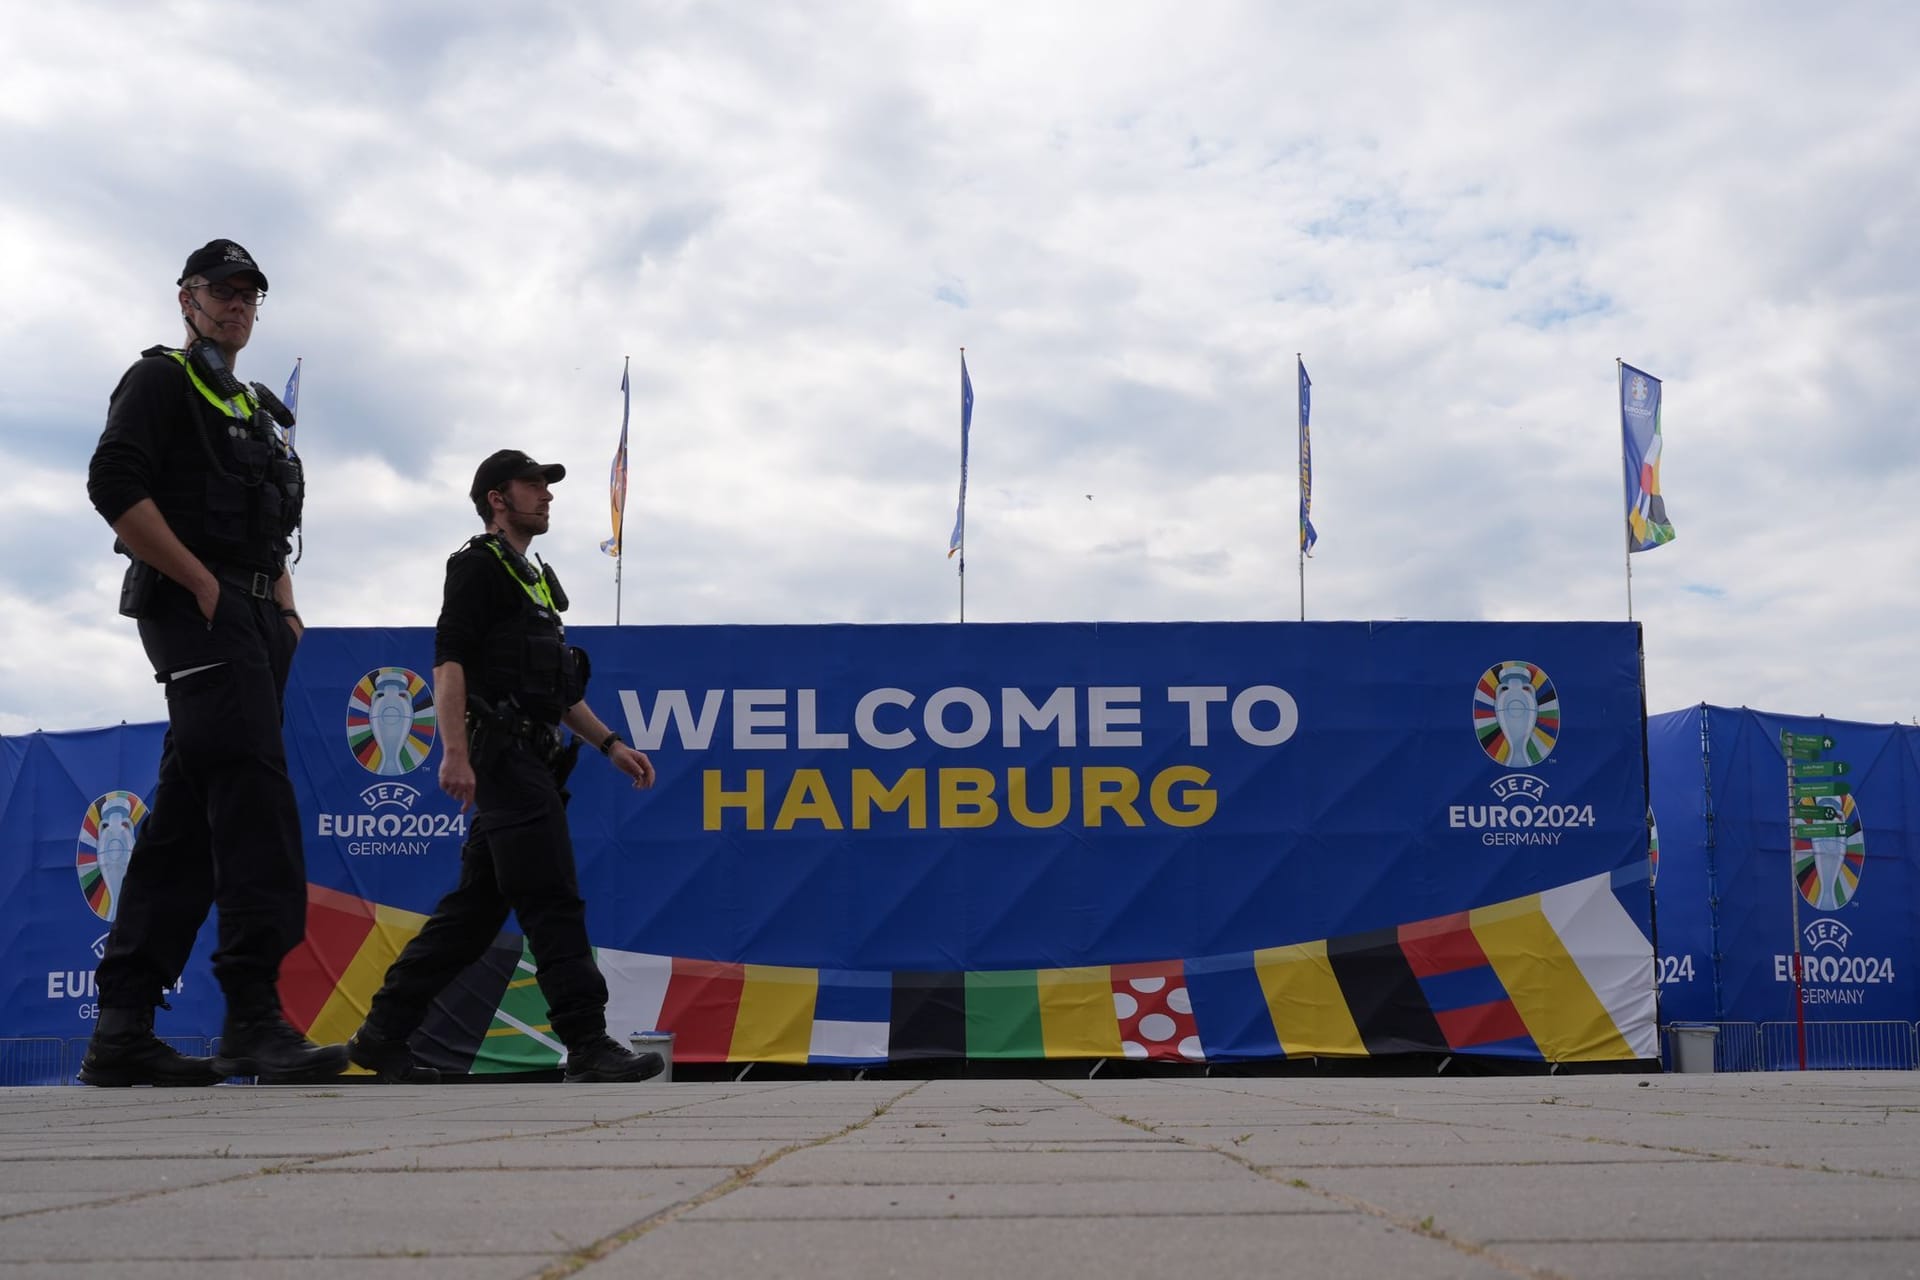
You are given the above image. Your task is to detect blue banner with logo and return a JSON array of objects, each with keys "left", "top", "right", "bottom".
[
  {"left": 1650, "top": 705, "right": 1919, "bottom": 1065},
  {"left": 3, "top": 622, "right": 1658, "bottom": 1079},
  {"left": 0, "top": 723, "right": 232, "bottom": 1052}
]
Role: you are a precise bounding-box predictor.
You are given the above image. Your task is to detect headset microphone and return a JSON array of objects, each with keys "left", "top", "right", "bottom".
[{"left": 183, "top": 291, "right": 214, "bottom": 342}]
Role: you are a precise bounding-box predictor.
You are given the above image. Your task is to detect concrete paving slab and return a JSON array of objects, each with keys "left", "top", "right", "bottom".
[
  {"left": 0, "top": 1167, "right": 698, "bottom": 1263},
  {"left": 1294, "top": 1159, "right": 1920, "bottom": 1244},
  {"left": 0, "top": 1193, "right": 119, "bottom": 1216},
  {"left": 752, "top": 1146, "right": 1256, "bottom": 1185},
  {"left": 558, "top": 1118, "right": 868, "bottom": 1140},
  {"left": 680, "top": 1175, "right": 1344, "bottom": 1220},
  {"left": 0, "top": 1261, "right": 546, "bottom": 1280},
  {"left": 0, "top": 1136, "right": 415, "bottom": 1159},
  {"left": 0, "top": 1074, "right": 1916, "bottom": 1279},
  {"left": 1173, "top": 1130, "right": 1713, "bottom": 1167},
  {"left": 0, "top": 1158, "right": 263, "bottom": 1193},
  {"left": 577, "top": 1215, "right": 1518, "bottom": 1279},
  {"left": 316, "top": 1139, "right": 776, "bottom": 1170},
  {"left": 833, "top": 1137, "right": 1180, "bottom": 1152},
  {"left": 1504, "top": 1240, "right": 1920, "bottom": 1280}
]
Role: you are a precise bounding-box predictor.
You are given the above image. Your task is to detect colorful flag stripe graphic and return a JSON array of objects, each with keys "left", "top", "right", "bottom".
[{"left": 278, "top": 872, "right": 1652, "bottom": 1071}]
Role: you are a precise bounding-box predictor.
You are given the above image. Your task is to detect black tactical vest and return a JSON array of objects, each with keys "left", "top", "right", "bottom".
[
  {"left": 472, "top": 536, "right": 587, "bottom": 717},
  {"left": 159, "top": 349, "right": 305, "bottom": 566}
]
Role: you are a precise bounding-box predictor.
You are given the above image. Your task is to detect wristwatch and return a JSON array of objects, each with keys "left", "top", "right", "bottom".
[{"left": 598, "top": 730, "right": 622, "bottom": 756}]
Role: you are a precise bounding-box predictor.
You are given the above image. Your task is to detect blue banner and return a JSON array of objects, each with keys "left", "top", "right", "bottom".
[
  {"left": 1650, "top": 705, "right": 1919, "bottom": 1062},
  {"left": 4, "top": 622, "right": 1657, "bottom": 1077},
  {"left": 2, "top": 723, "right": 230, "bottom": 1045}
]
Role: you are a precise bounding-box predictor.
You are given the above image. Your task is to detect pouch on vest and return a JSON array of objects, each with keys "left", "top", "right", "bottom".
[
  {"left": 118, "top": 559, "right": 158, "bottom": 620},
  {"left": 561, "top": 644, "right": 590, "bottom": 706}
]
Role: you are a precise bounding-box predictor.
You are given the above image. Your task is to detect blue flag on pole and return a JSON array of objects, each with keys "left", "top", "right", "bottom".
[
  {"left": 948, "top": 352, "right": 973, "bottom": 559},
  {"left": 281, "top": 358, "right": 302, "bottom": 449},
  {"left": 1298, "top": 358, "right": 1317, "bottom": 556},
  {"left": 1620, "top": 362, "right": 1675, "bottom": 552},
  {"left": 601, "top": 361, "right": 630, "bottom": 557}
]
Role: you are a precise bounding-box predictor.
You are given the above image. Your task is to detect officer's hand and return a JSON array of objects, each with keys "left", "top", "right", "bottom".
[
  {"left": 440, "top": 755, "right": 477, "bottom": 812},
  {"left": 611, "top": 743, "right": 656, "bottom": 790},
  {"left": 195, "top": 581, "right": 221, "bottom": 626}
]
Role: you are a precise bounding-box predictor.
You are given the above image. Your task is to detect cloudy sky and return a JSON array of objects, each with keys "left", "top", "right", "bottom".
[{"left": 3, "top": 1, "right": 1916, "bottom": 735}]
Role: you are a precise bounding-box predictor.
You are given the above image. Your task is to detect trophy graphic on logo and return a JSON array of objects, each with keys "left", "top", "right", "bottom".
[
  {"left": 347, "top": 666, "right": 438, "bottom": 775},
  {"left": 1808, "top": 835, "right": 1847, "bottom": 911},
  {"left": 1474, "top": 660, "right": 1559, "bottom": 768},
  {"left": 77, "top": 789, "right": 148, "bottom": 921},
  {"left": 368, "top": 670, "right": 417, "bottom": 776},
  {"left": 95, "top": 796, "right": 136, "bottom": 917},
  {"left": 1494, "top": 670, "right": 1538, "bottom": 763}
]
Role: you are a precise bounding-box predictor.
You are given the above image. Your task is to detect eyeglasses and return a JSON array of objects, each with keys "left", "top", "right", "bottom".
[{"left": 193, "top": 281, "right": 266, "bottom": 306}]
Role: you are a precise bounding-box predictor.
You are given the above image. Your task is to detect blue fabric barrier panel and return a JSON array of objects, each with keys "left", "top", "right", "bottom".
[
  {"left": 1650, "top": 705, "right": 1919, "bottom": 1064},
  {"left": 3, "top": 622, "right": 1656, "bottom": 1077}
]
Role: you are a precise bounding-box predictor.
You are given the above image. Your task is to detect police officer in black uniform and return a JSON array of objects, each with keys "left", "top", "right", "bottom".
[
  {"left": 79, "top": 240, "right": 346, "bottom": 1086},
  {"left": 346, "top": 450, "right": 665, "bottom": 1083}
]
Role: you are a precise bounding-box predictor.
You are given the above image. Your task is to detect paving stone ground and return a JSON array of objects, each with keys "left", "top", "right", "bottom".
[{"left": 1, "top": 1072, "right": 1916, "bottom": 1279}]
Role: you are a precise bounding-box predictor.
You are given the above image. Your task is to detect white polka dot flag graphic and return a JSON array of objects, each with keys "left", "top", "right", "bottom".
[{"left": 1111, "top": 961, "right": 1204, "bottom": 1061}]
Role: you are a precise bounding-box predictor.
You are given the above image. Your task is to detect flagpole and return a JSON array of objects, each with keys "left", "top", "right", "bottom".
[
  {"left": 1297, "top": 352, "right": 1306, "bottom": 622},
  {"left": 1619, "top": 358, "right": 1633, "bottom": 622},
  {"left": 615, "top": 355, "right": 630, "bottom": 625}
]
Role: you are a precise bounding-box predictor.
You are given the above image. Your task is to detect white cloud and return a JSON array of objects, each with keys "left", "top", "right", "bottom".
[{"left": 3, "top": 1, "right": 1918, "bottom": 732}]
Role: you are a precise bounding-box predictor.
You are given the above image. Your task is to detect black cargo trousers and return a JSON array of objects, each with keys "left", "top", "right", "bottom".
[
  {"left": 362, "top": 735, "right": 611, "bottom": 1047},
  {"left": 97, "top": 572, "right": 306, "bottom": 1010}
]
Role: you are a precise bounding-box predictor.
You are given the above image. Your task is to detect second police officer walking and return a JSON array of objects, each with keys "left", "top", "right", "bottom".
[{"left": 348, "top": 450, "right": 666, "bottom": 1083}]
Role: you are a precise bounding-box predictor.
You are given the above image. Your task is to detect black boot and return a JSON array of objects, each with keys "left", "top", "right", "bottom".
[
  {"left": 346, "top": 1021, "right": 441, "bottom": 1084},
  {"left": 77, "top": 1007, "right": 224, "bottom": 1087},
  {"left": 215, "top": 994, "right": 348, "bottom": 1082},
  {"left": 562, "top": 1034, "right": 665, "bottom": 1083}
]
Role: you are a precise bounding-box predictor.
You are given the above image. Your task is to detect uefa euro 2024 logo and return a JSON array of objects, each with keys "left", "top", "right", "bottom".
[
  {"left": 1473, "top": 660, "right": 1559, "bottom": 768},
  {"left": 1626, "top": 373, "right": 1653, "bottom": 417},
  {"left": 347, "top": 667, "right": 438, "bottom": 775},
  {"left": 76, "top": 790, "right": 148, "bottom": 921}
]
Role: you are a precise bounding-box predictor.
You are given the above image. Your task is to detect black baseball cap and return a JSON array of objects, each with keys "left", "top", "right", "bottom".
[
  {"left": 177, "top": 239, "right": 268, "bottom": 290},
  {"left": 470, "top": 449, "right": 566, "bottom": 507}
]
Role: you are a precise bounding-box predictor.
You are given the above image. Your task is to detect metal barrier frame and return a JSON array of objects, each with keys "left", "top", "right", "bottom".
[
  {"left": 1659, "top": 1021, "right": 1920, "bottom": 1072},
  {"left": 1758, "top": 1020, "right": 1919, "bottom": 1071}
]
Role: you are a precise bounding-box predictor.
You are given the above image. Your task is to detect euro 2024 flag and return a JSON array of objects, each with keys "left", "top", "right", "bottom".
[
  {"left": 948, "top": 353, "right": 974, "bottom": 559},
  {"left": 1298, "top": 358, "right": 1317, "bottom": 556},
  {"left": 1620, "top": 362, "right": 1675, "bottom": 552},
  {"left": 601, "top": 362, "right": 630, "bottom": 557}
]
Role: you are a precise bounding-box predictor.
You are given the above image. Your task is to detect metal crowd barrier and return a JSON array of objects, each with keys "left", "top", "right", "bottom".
[
  {"left": 0, "top": 1038, "right": 66, "bottom": 1087},
  {"left": 1758, "top": 1020, "right": 1920, "bottom": 1071},
  {"left": 0, "top": 1036, "right": 220, "bottom": 1087},
  {"left": 1659, "top": 1021, "right": 1920, "bottom": 1073}
]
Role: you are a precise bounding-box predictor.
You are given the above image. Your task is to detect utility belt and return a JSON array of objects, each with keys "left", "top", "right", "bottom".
[
  {"left": 114, "top": 548, "right": 279, "bottom": 619},
  {"left": 208, "top": 562, "right": 281, "bottom": 600},
  {"left": 467, "top": 695, "right": 585, "bottom": 798},
  {"left": 467, "top": 694, "right": 564, "bottom": 760}
]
